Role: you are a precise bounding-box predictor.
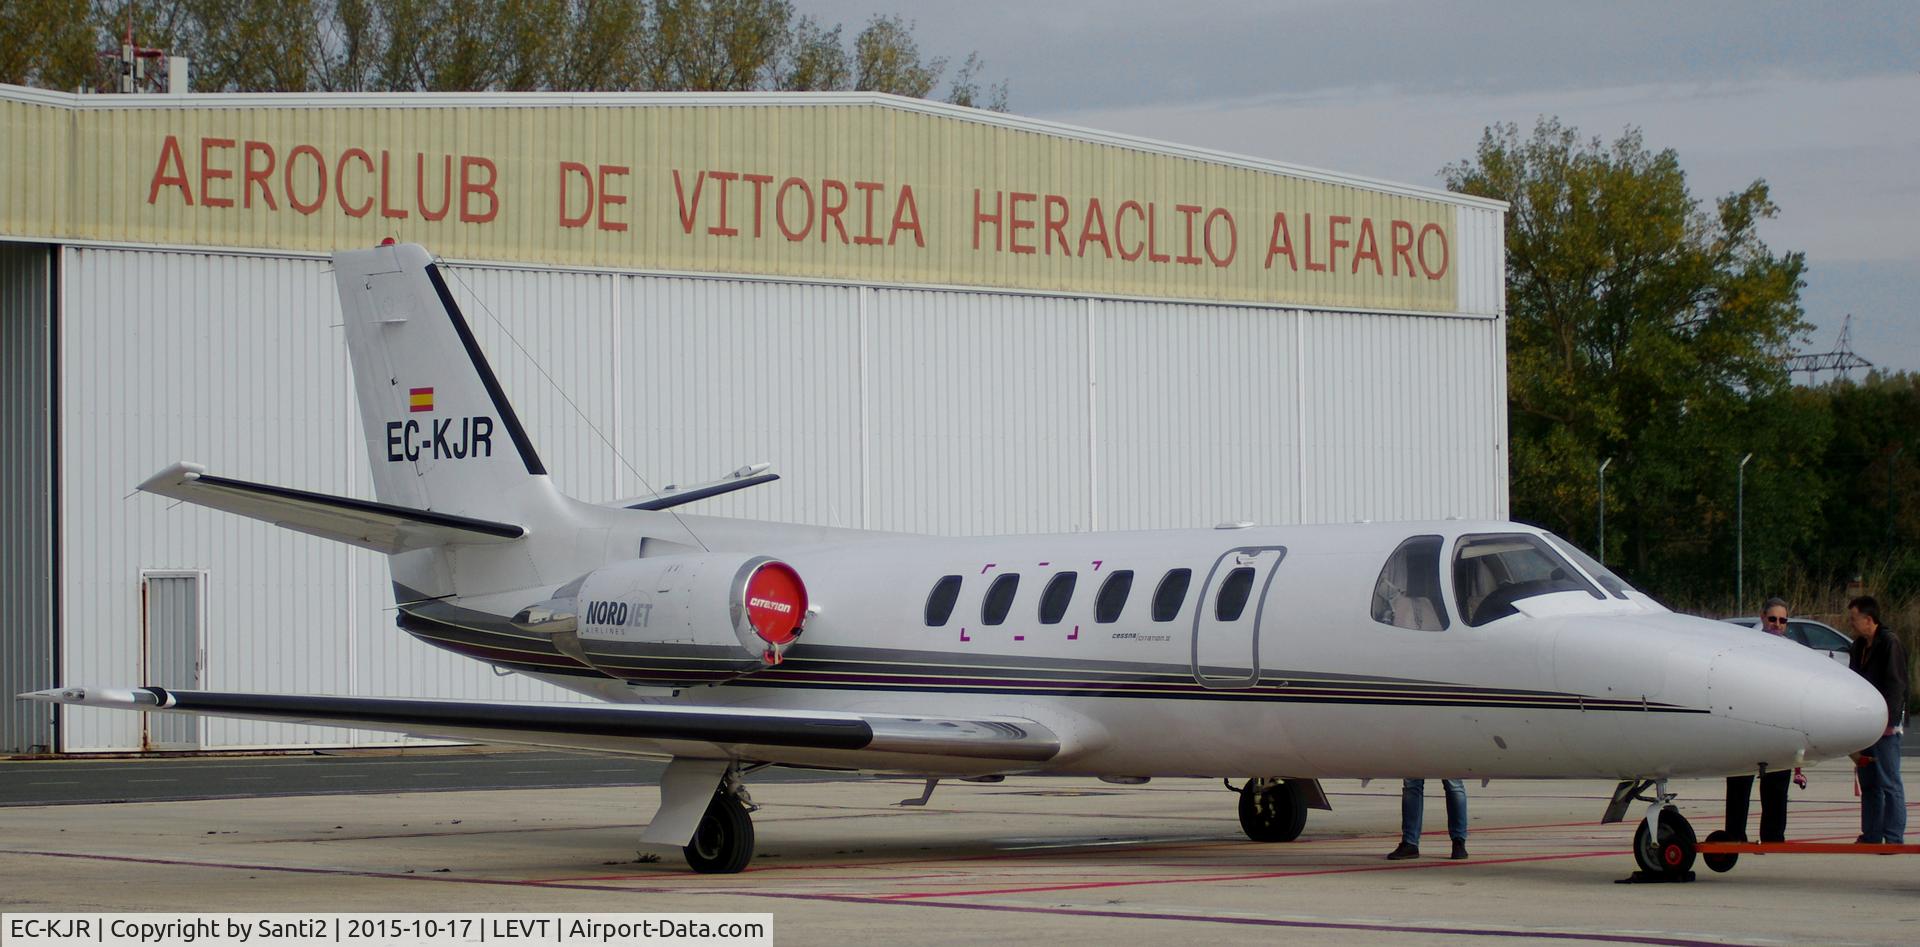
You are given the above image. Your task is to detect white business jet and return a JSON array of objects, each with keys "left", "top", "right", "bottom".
[{"left": 24, "top": 242, "right": 1885, "bottom": 876}]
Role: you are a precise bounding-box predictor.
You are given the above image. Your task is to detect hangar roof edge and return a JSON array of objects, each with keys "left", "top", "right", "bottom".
[{"left": 0, "top": 83, "right": 1507, "bottom": 213}]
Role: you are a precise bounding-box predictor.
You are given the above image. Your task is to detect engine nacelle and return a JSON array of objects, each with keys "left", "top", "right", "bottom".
[{"left": 515, "top": 553, "right": 808, "bottom": 685}]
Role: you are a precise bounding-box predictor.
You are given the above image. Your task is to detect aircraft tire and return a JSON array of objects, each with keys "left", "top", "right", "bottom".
[
  {"left": 684, "top": 792, "right": 756, "bottom": 874},
  {"left": 1631, "top": 808, "right": 1696, "bottom": 876},
  {"left": 1700, "top": 829, "right": 1739, "bottom": 873},
  {"left": 1238, "top": 779, "right": 1308, "bottom": 842}
]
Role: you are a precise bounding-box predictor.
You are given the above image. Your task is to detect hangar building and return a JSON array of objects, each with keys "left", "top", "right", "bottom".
[{"left": 0, "top": 85, "right": 1507, "bottom": 754}]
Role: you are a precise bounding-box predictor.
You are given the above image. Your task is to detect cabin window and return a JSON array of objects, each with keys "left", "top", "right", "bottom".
[
  {"left": 924, "top": 575, "right": 963, "bottom": 627},
  {"left": 982, "top": 573, "right": 1020, "bottom": 625},
  {"left": 1544, "top": 534, "right": 1633, "bottom": 600},
  {"left": 1453, "top": 533, "right": 1603, "bottom": 626},
  {"left": 1371, "top": 535, "right": 1450, "bottom": 631},
  {"left": 1152, "top": 568, "right": 1192, "bottom": 622},
  {"left": 1038, "top": 572, "right": 1077, "bottom": 624},
  {"left": 1214, "top": 566, "right": 1257, "bottom": 621},
  {"left": 1095, "top": 570, "right": 1134, "bottom": 623}
]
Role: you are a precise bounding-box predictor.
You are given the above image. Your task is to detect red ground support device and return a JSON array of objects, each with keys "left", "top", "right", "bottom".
[{"left": 1697, "top": 831, "right": 1920, "bottom": 873}]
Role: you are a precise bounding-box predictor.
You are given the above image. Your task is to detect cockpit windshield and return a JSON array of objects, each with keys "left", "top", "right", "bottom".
[
  {"left": 1542, "top": 534, "right": 1634, "bottom": 600},
  {"left": 1453, "top": 533, "right": 1603, "bottom": 626}
]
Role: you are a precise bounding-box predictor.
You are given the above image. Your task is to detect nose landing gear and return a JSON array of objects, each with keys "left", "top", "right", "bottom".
[
  {"left": 1632, "top": 807, "right": 1698, "bottom": 877},
  {"left": 1606, "top": 778, "right": 1698, "bottom": 882}
]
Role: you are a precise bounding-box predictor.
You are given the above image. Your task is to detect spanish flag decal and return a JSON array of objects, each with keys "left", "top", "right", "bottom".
[{"left": 409, "top": 387, "right": 434, "bottom": 412}]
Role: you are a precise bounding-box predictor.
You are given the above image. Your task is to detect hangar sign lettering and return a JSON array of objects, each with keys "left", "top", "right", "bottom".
[{"left": 5, "top": 96, "right": 1472, "bottom": 311}]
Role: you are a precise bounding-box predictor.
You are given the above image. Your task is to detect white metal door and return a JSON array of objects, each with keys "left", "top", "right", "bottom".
[
  {"left": 141, "top": 571, "right": 205, "bottom": 750},
  {"left": 1190, "top": 546, "right": 1286, "bottom": 688}
]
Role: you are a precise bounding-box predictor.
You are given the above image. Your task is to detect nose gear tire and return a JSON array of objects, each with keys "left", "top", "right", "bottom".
[{"left": 1632, "top": 809, "right": 1697, "bottom": 877}]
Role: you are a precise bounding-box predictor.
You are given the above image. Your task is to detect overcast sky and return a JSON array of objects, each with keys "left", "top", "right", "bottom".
[{"left": 812, "top": 0, "right": 1919, "bottom": 374}]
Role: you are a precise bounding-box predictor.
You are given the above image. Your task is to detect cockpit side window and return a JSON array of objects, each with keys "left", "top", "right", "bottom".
[
  {"left": 1453, "top": 533, "right": 1604, "bottom": 626},
  {"left": 1543, "top": 534, "right": 1633, "bottom": 600},
  {"left": 1371, "top": 535, "right": 1450, "bottom": 631}
]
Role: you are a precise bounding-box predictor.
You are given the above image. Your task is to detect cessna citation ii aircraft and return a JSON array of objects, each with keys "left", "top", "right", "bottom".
[{"left": 26, "top": 242, "right": 1886, "bottom": 876}]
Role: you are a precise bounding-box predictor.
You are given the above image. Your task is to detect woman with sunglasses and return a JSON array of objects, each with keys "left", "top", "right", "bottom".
[{"left": 1725, "top": 597, "right": 1806, "bottom": 842}]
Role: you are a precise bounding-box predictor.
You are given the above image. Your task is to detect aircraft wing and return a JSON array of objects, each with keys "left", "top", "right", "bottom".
[
  {"left": 21, "top": 687, "right": 1062, "bottom": 765},
  {"left": 604, "top": 464, "right": 780, "bottom": 511},
  {"left": 139, "top": 462, "right": 525, "bottom": 553}
]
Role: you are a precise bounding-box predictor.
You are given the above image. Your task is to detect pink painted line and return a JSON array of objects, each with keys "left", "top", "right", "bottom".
[{"left": 0, "top": 848, "right": 675, "bottom": 894}]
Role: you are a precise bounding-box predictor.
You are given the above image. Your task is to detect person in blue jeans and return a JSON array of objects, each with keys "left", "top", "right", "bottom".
[
  {"left": 1387, "top": 778, "right": 1468, "bottom": 859},
  {"left": 1846, "top": 596, "right": 1908, "bottom": 844}
]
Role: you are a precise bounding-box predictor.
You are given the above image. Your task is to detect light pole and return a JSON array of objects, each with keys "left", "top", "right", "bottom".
[
  {"left": 1737, "top": 452, "right": 1753, "bottom": 609},
  {"left": 1598, "top": 457, "right": 1613, "bottom": 563}
]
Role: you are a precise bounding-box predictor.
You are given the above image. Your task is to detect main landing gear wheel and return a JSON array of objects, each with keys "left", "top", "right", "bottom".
[
  {"left": 1632, "top": 808, "right": 1697, "bottom": 877},
  {"left": 1700, "top": 829, "right": 1739, "bottom": 873},
  {"left": 684, "top": 791, "right": 755, "bottom": 874},
  {"left": 1237, "top": 778, "right": 1309, "bottom": 842}
]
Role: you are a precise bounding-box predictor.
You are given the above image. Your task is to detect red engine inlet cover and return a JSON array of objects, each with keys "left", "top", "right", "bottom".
[{"left": 743, "top": 561, "right": 807, "bottom": 646}]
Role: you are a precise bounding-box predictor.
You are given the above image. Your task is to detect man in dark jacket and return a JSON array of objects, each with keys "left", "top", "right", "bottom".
[{"left": 1846, "top": 596, "right": 1908, "bottom": 844}]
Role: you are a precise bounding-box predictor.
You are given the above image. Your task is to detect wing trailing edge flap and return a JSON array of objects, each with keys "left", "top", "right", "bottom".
[
  {"left": 21, "top": 687, "right": 1063, "bottom": 764},
  {"left": 138, "top": 462, "right": 525, "bottom": 553}
]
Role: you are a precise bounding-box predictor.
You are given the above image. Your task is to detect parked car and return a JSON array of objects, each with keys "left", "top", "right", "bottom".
[{"left": 1724, "top": 616, "right": 1852, "bottom": 665}]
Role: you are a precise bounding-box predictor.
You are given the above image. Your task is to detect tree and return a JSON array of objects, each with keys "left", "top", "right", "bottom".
[
  {"left": 775, "top": 14, "right": 845, "bottom": 91},
  {"left": 1443, "top": 119, "right": 1816, "bottom": 600},
  {"left": 552, "top": 0, "right": 644, "bottom": 91},
  {"left": 178, "top": 0, "right": 326, "bottom": 92},
  {"left": 852, "top": 14, "right": 938, "bottom": 97},
  {"left": 430, "top": 0, "right": 507, "bottom": 92},
  {"left": 943, "top": 51, "right": 1008, "bottom": 111},
  {"left": 1812, "top": 371, "right": 1920, "bottom": 593},
  {"left": 12, "top": 1, "right": 1009, "bottom": 104},
  {"left": 316, "top": 0, "right": 382, "bottom": 91},
  {"left": 0, "top": 0, "right": 100, "bottom": 90},
  {"left": 493, "top": 0, "right": 569, "bottom": 91},
  {"left": 642, "top": 0, "right": 791, "bottom": 91}
]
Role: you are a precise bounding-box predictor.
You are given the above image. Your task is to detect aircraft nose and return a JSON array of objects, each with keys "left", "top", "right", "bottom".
[{"left": 1801, "top": 666, "right": 1887, "bottom": 759}]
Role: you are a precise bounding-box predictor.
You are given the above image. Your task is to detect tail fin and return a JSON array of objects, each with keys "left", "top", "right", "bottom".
[{"left": 332, "top": 243, "right": 546, "bottom": 518}]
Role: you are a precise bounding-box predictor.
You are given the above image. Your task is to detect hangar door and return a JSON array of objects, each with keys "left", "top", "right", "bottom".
[{"left": 0, "top": 241, "right": 55, "bottom": 754}]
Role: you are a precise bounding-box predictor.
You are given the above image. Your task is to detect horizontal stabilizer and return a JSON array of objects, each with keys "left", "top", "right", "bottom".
[
  {"left": 139, "top": 462, "right": 525, "bottom": 553},
  {"left": 22, "top": 687, "right": 1063, "bottom": 763},
  {"left": 609, "top": 463, "right": 779, "bottom": 511}
]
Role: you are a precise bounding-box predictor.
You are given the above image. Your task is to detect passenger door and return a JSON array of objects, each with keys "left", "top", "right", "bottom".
[{"left": 1190, "top": 546, "right": 1286, "bottom": 688}]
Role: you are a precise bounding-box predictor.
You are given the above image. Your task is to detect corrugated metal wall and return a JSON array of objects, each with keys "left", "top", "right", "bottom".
[
  {"left": 1093, "top": 300, "right": 1299, "bottom": 531},
  {"left": 57, "top": 246, "right": 1505, "bottom": 751},
  {"left": 1298, "top": 310, "right": 1508, "bottom": 522},
  {"left": 1, "top": 241, "right": 56, "bottom": 754}
]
